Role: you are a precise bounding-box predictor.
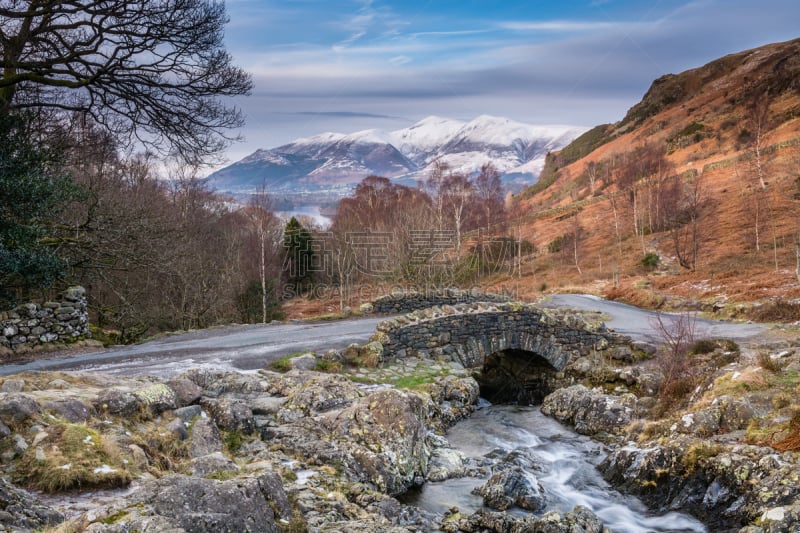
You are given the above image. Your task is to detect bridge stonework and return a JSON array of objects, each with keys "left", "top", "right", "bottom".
[
  {"left": 372, "top": 301, "right": 621, "bottom": 371},
  {"left": 371, "top": 289, "right": 510, "bottom": 315}
]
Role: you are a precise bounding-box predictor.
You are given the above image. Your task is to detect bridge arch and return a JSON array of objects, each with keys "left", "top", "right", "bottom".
[{"left": 372, "top": 302, "right": 621, "bottom": 404}]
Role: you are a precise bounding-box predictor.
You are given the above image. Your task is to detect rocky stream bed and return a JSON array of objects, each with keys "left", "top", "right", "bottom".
[{"left": 0, "top": 326, "right": 799, "bottom": 532}]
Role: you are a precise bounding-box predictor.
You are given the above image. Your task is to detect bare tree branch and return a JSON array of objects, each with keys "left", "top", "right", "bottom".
[{"left": 0, "top": 0, "right": 252, "bottom": 164}]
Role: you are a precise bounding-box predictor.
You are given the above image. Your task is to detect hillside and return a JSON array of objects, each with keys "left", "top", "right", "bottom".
[{"left": 505, "top": 38, "right": 800, "bottom": 312}]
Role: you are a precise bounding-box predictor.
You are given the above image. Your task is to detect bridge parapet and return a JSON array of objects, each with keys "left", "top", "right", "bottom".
[
  {"left": 371, "top": 301, "right": 623, "bottom": 370},
  {"left": 371, "top": 289, "right": 510, "bottom": 315}
]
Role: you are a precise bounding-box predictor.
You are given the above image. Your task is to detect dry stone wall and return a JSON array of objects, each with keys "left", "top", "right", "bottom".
[{"left": 0, "top": 287, "right": 90, "bottom": 351}]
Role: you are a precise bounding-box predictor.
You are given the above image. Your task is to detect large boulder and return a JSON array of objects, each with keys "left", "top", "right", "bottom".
[
  {"left": 425, "top": 375, "right": 480, "bottom": 431},
  {"left": 441, "top": 506, "right": 604, "bottom": 533},
  {"left": 42, "top": 398, "right": 95, "bottom": 423},
  {"left": 473, "top": 467, "right": 546, "bottom": 511},
  {"left": 180, "top": 369, "right": 266, "bottom": 396},
  {"left": 134, "top": 383, "right": 178, "bottom": 413},
  {"left": 0, "top": 394, "right": 41, "bottom": 426},
  {"left": 276, "top": 373, "right": 364, "bottom": 423},
  {"left": 166, "top": 377, "right": 203, "bottom": 407},
  {"left": 188, "top": 417, "right": 224, "bottom": 458},
  {"left": 332, "top": 389, "right": 431, "bottom": 496},
  {"left": 0, "top": 477, "right": 63, "bottom": 530},
  {"left": 93, "top": 390, "right": 142, "bottom": 418},
  {"left": 76, "top": 472, "right": 289, "bottom": 533},
  {"left": 200, "top": 398, "right": 255, "bottom": 434},
  {"left": 541, "top": 385, "right": 637, "bottom": 437}
]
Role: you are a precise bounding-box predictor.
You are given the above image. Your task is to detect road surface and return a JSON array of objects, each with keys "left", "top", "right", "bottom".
[
  {"left": 1, "top": 295, "right": 768, "bottom": 377},
  {"left": 542, "top": 294, "right": 766, "bottom": 344},
  {"left": 0, "top": 317, "right": 387, "bottom": 377}
]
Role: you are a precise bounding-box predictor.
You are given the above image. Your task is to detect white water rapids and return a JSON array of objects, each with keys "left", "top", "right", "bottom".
[{"left": 404, "top": 403, "right": 707, "bottom": 533}]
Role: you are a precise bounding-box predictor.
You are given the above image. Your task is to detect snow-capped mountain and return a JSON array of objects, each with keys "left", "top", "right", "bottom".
[
  {"left": 208, "top": 115, "right": 586, "bottom": 195},
  {"left": 388, "top": 116, "right": 466, "bottom": 165}
]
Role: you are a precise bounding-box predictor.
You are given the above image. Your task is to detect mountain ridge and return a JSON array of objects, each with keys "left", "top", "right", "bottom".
[{"left": 208, "top": 115, "right": 586, "bottom": 195}]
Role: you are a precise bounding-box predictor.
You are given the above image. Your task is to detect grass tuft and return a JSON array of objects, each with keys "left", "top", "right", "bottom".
[{"left": 16, "top": 423, "right": 133, "bottom": 492}]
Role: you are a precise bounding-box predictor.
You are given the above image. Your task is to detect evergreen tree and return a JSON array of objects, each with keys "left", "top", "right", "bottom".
[
  {"left": 0, "top": 113, "right": 80, "bottom": 307},
  {"left": 282, "top": 217, "right": 314, "bottom": 295}
]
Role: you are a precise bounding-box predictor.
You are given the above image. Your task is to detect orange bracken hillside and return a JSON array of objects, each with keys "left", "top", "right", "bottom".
[{"left": 502, "top": 38, "right": 800, "bottom": 312}]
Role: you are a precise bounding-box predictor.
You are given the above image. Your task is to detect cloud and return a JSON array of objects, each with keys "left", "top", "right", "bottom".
[
  {"left": 287, "top": 111, "right": 407, "bottom": 120},
  {"left": 223, "top": 0, "right": 800, "bottom": 156},
  {"left": 498, "top": 20, "right": 618, "bottom": 32}
]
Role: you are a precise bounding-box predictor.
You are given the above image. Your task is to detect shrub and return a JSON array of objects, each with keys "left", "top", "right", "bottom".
[
  {"left": 640, "top": 252, "right": 660, "bottom": 270},
  {"left": 746, "top": 300, "right": 800, "bottom": 322},
  {"left": 547, "top": 236, "right": 563, "bottom": 254},
  {"left": 315, "top": 359, "right": 343, "bottom": 373},
  {"left": 689, "top": 338, "right": 717, "bottom": 354},
  {"left": 652, "top": 312, "right": 698, "bottom": 404}
]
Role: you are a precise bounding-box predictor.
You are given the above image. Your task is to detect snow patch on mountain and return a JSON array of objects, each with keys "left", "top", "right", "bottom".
[{"left": 208, "top": 115, "right": 587, "bottom": 194}]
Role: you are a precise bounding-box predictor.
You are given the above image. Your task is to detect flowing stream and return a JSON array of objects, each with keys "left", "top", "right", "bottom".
[{"left": 404, "top": 402, "right": 707, "bottom": 533}]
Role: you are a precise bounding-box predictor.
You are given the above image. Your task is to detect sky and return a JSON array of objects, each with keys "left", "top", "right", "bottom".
[{"left": 218, "top": 0, "right": 800, "bottom": 166}]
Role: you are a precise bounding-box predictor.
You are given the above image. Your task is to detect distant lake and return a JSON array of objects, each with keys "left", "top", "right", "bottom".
[{"left": 277, "top": 205, "right": 331, "bottom": 228}]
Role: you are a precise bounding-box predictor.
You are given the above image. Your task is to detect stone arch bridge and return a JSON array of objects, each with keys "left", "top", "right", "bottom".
[{"left": 370, "top": 302, "right": 629, "bottom": 403}]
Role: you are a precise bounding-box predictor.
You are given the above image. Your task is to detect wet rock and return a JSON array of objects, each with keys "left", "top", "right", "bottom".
[
  {"left": 200, "top": 398, "right": 255, "bottom": 434},
  {"left": 443, "top": 505, "right": 604, "bottom": 533},
  {"left": 0, "top": 393, "right": 41, "bottom": 426},
  {"left": 426, "top": 376, "right": 481, "bottom": 430},
  {"left": 166, "top": 377, "right": 203, "bottom": 406},
  {"left": 426, "top": 446, "right": 468, "bottom": 481},
  {"left": 473, "top": 467, "right": 546, "bottom": 511},
  {"left": 42, "top": 398, "right": 95, "bottom": 422},
  {"left": 541, "top": 385, "right": 636, "bottom": 437},
  {"left": 598, "top": 437, "right": 800, "bottom": 531},
  {"left": 188, "top": 417, "right": 224, "bottom": 458},
  {"left": 523, "top": 505, "right": 605, "bottom": 533},
  {"left": 189, "top": 452, "right": 240, "bottom": 477}
]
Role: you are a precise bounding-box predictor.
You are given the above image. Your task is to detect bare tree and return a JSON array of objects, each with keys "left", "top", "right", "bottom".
[
  {"left": 424, "top": 160, "right": 450, "bottom": 230},
  {"left": 442, "top": 173, "right": 473, "bottom": 250},
  {"left": 665, "top": 175, "right": 707, "bottom": 270},
  {"left": 651, "top": 311, "right": 699, "bottom": 401},
  {"left": 474, "top": 162, "right": 506, "bottom": 233},
  {"left": 248, "top": 186, "right": 281, "bottom": 323},
  {"left": 0, "top": 0, "right": 252, "bottom": 163}
]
